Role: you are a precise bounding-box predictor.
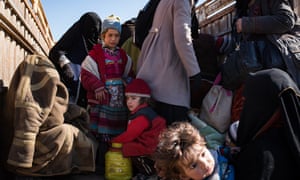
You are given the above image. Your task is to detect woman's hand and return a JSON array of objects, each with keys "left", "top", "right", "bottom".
[{"left": 236, "top": 18, "right": 243, "bottom": 33}]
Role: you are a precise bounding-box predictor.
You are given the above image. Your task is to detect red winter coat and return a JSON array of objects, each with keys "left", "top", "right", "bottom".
[
  {"left": 81, "top": 44, "right": 134, "bottom": 105},
  {"left": 112, "top": 103, "right": 166, "bottom": 157}
]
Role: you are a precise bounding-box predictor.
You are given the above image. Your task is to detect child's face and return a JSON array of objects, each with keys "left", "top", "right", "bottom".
[
  {"left": 102, "top": 28, "right": 120, "bottom": 48},
  {"left": 181, "top": 145, "right": 215, "bottom": 180},
  {"left": 126, "top": 95, "right": 141, "bottom": 111}
]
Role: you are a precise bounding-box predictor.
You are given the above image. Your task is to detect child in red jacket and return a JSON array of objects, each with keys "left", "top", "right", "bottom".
[
  {"left": 80, "top": 14, "right": 135, "bottom": 174},
  {"left": 112, "top": 78, "right": 166, "bottom": 178}
]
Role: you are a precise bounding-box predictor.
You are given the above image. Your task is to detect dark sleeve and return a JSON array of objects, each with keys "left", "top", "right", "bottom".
[
  {"left": 242, "top": 0, "right": 296, "bottom": 34},
  {"left": 48, "top": 22, "right": 81, "bottom": 66}
]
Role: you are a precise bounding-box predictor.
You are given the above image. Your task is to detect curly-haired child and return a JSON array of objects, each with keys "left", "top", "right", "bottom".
[{"left": 154, "top": 122, "right": 234, "bottom": 180}]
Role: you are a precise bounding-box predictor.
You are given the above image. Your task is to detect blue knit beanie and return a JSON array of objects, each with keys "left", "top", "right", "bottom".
[{"left": 101, "top": 14, "right": 121, "bottom": 34}]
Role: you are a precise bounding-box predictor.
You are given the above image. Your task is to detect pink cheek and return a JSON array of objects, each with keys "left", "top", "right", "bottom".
[{"left": 127, "top": 103, "right": 132, "bottom": 108}]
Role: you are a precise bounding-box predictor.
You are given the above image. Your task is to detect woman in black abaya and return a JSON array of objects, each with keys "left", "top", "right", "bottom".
[
  {"left": 49, "top": 12, "right": 101, "bottom": 108},
  {"left": 235, "top": 68, "right": 300, "bottom": 180}
]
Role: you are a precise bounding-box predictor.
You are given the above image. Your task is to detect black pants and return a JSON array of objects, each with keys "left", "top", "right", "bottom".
[
  {"left": 235, "top": 128, "right": 300, "bottom": 180},
  {"left": 154, "top": 101, "right": 189, "bottom": 125}
]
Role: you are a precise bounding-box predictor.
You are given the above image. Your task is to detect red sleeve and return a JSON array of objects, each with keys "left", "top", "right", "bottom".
[
  {"left": 112, "top": 116, "right": 150, "bottom": 143},
  {"left": 81, "top": 45, "right": 105, "bottom": 91},
  {"left": 80, "top": 68, "right": 104, "bottom": 91}
]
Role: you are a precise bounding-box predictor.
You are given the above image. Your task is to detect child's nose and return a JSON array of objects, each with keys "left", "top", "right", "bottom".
[{"left": 198, "top": 158, "right": 208, "bottom": 169}]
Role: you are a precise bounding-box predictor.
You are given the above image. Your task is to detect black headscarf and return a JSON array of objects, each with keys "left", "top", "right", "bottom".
[
  {"left": 79, "top": 12, "right": 102, "bottom": 50},
  {"left": 235, "top": 0, "right": 251, "bottom": 18},
  {"left": 237, "top": 68, "right": 299, "bottom": 146},
  {"left": 49, "top": 12, "right": 101, "bottom": 65}
]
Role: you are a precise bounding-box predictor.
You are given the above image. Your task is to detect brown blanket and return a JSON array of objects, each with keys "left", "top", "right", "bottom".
[{"left": 5, "top": 55, "right": 97, "bottom": 176}]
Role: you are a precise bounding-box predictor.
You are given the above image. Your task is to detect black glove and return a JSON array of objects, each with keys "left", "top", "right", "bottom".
[
  {"left": 190, "top": 73, "right": 202, "bottom": 94},
  {"left": 62, "top": 63, "right": 74, "bottom": 83}
]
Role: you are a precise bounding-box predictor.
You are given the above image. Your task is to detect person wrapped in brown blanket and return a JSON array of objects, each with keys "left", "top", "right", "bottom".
[{"left": 3, "top": 54, "right": 97, "bottom": 177}]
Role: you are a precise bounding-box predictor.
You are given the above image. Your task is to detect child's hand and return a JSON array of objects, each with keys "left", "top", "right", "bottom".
[
  {"left": 95, "top": 88, "right": 109, "bottom": 104},
  {"left": 154, "top": 162, "right": 167, "bottom": 180}
]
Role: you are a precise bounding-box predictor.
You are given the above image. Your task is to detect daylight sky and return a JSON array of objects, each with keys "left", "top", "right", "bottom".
[{"left": 41, "top": 0, "right": 204, "bottom": 41}]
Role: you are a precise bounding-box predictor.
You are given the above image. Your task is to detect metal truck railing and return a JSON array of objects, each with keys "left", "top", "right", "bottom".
[
  {"left": 0, "top": 0, "right": 54, "bottom": 87},
  {"left": 196, "top": 0, "right": 300, "bottom": 36}
]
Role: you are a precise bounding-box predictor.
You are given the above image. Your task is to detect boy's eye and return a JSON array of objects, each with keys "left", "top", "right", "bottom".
[
  {"left": 190, "top": 162, "right": 197, "bottom": 169},
  {"left": 201, "top": 150, "right": 206, "bottom": 157}
]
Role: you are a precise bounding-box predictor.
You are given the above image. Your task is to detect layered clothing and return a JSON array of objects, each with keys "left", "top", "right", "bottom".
[
  {"left": 112, "top": 103, "right": 166, "bottom": 157},
  {"left": 5, "top": 55, "right": 96, "bottom": 176},
  {"left": 81, "top": 44, "right": 134, "bottom": 135}
]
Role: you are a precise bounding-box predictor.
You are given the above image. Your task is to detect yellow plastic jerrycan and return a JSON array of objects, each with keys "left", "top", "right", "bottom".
[{"left": 105, "top": 143, "right": 132, "bottom": 180}]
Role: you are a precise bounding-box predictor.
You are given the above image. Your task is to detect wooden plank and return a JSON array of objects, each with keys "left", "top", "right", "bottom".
[{"left": 0, "top": 0, "right": 53, "bottom": 86}]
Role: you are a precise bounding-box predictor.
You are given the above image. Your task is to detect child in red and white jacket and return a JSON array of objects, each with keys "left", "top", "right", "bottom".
[
  {"left": 112, "top": 78, "right": 166, "bottom": 178},
  {"left": 80, "top": 15, "right": 135, "bottom": 174}
]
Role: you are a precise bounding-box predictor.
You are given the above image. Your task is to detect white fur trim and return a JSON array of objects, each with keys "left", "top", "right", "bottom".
[
  {"left": 125, "top": 92, "right": 150, "bottom": 98},
  {"left": 81, "top": 55, "right": 100, "bottom": 80}
]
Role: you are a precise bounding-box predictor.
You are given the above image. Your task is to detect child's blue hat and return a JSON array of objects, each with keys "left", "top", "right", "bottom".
[{"left": 101, "top": 14, "right": 121, "bottom": 34}]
